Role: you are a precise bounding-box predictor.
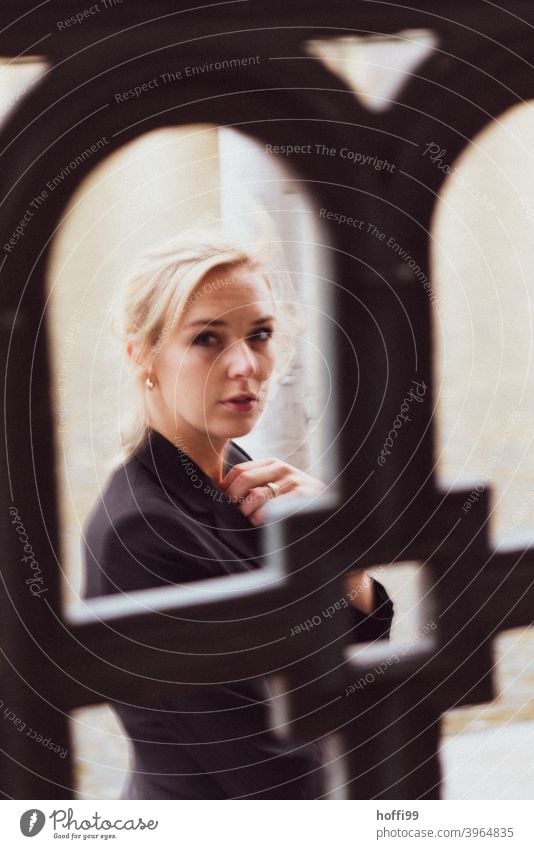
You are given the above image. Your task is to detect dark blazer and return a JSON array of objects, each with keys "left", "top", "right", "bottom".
[{"left": 82, "top": 427, "right": 394, "bottom": 799}]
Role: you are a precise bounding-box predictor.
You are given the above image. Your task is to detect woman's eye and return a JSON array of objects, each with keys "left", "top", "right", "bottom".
[
  {"left": 248, "top": 327, "right": 274, "bottom": 343},
  {"left": 192, "top": 328, "right": 273, "bottom": 347},
  {"left": 192, "top": 332, "right": 219, "bottom": 346}
]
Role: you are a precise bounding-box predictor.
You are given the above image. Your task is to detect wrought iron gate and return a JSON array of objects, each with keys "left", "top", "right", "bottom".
[{"left": 1, "top": 0, "right": 534, "bottom": 800}]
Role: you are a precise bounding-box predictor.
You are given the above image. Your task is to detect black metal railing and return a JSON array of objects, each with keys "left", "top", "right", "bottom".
[{"left": 1, "top": 1, "right": 533, "bottom": 799}]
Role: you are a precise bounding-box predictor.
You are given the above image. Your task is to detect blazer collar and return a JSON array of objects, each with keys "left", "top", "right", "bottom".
[{"left": 135, "top": 427, "right": 262, "bottom": 562}]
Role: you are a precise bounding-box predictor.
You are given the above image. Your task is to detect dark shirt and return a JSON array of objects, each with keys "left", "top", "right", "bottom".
[{"left": 81, "top": 427, "right": 394, "bottom": 799}]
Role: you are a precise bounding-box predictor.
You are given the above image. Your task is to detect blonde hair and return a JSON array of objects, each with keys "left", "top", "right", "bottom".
[{"left": 109, "top": 216, "right": 302, "bottom": 466}]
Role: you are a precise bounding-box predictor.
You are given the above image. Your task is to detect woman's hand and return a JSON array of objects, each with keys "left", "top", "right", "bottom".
[
  {"left": 220, "top": 457, "right": 327, "bottom": 525},
  {"left": 220, "top": 459, "right": 376, "bottom": 614},
  {"left": 343, "top": 570, "right": 375, "bottom": 615}
]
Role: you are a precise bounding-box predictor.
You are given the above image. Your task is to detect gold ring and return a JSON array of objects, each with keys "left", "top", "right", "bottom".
[{"left": 266, "top": 481, "right": 281, "bottom": 498}]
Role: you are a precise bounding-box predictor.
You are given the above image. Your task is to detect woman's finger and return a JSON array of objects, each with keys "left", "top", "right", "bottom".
[
  {"left": 235, "top": 486, "right": 270, "bottom": 519},
  {"left": 228, "top": 478, "right": 294, "bottom": 515},
  {"left": 246, "top": 489, "right": 290, "bottom": 524},
  {"left": 220, "top": 457, "right": 277, "bottom": 492},
  {"left": 222, "top": 460, "right": 289, "bottom": 500}
]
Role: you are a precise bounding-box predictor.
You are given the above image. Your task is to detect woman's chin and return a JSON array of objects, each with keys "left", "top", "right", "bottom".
[
  {"left": 228, "top": 423, "right": 255, "bottom": 438},
  {"left": 211, "top": 419, "right": 256, "bottom": 439}
]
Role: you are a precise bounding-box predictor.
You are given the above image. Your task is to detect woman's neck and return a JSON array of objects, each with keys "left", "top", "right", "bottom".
[{"left": 149, "top": 420, "right": 230, "bottom": 487}]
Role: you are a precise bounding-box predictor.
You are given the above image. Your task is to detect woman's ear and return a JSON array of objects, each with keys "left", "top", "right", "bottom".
[{"left": 126, "top": 341, "right": 140, "bottom": 365}]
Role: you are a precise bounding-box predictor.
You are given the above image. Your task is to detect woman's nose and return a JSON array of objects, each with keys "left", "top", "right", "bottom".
[{"left": 226, "top": 339, "right": 256, "bottom": 378}]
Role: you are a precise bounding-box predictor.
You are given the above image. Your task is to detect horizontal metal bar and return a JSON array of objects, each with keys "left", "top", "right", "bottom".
[
  {"left": 0, "top": 1, "right": 528, "bottom": 56},
  {"left": 478, "top": 545, "right": 534, "bottom": 633},
  {"left": 58, "top": 562, "right": 349, "bottom": 707},
  {"left": 67, "top": 564, "right": 283, "bottom": 627}
]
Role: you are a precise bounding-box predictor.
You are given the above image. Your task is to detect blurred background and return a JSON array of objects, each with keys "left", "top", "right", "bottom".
[{"left": 2, "top": 30, "right": 534, "bottom": 799}]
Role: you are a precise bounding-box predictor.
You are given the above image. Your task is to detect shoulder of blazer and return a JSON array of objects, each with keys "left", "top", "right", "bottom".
[
  {"left": 86, "top": 434, "right": 256, "bottom": 539},
  {"left": 82, "top": 437, "right": 260, "bottom": 597}
]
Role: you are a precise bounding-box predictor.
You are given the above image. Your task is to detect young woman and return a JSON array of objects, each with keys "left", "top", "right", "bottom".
[{"left": 82, "top": 224, "right": 394, "bottom": 799}]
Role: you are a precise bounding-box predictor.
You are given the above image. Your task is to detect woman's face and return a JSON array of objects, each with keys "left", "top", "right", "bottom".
[{"left": 151, "top": 264, "right": 276, "bottom": 443}]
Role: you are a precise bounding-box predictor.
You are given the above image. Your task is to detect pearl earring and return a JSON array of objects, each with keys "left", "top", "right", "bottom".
[{"left": 145, "top": 375, "right": 155, "bottom": 390}]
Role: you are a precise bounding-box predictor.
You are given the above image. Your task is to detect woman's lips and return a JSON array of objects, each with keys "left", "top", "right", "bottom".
[{"left": 219, "top": 398, "right": 257, "bottom": 412}]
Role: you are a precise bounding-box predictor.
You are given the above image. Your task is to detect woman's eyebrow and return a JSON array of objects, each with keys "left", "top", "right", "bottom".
[{"left": 185, "top": 314, "right": 275, "bottom": 328}]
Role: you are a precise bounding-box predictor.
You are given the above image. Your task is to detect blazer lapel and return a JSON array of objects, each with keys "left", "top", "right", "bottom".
[
  {"left": 209, "top": 476, "right": 264, "bottom": 565},
  {"left": 136, "top": 427, "right": 263, "bottom": 566}
]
